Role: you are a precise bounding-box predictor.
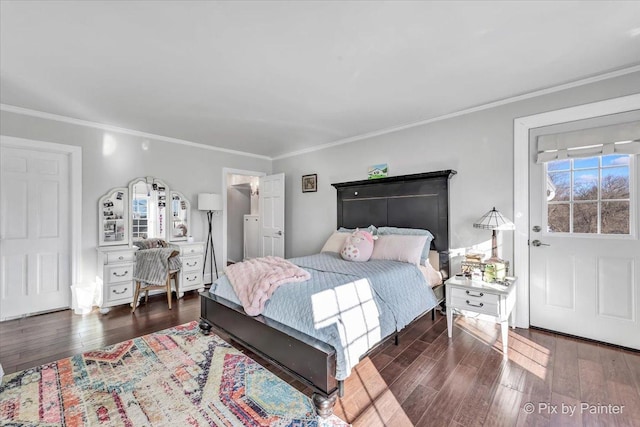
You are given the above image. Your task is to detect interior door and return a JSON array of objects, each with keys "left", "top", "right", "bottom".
[
  {"left": 0, "top": 145, "right": 71, "bottom": 320},
  {"left": 258, "top": 173, "right": 285, "bottom": 257},
  {"left": 530, "top": 146, "right": 640, "bottom": 349}
]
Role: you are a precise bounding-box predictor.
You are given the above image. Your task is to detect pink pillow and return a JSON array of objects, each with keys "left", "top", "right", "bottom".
[
  {"left": 340, "top": 229, "right": 375, "bottom": 262},
  {"left": 370, "top": 234, "right": 427, "bottom": 265}
]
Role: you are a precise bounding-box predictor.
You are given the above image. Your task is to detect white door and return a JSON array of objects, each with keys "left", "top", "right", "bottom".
[
  {"left": 0, "top": 145, "right": 71, "bottom": 319},
  {"left": 530, "top": 143, "right": 640, "bottom": 349},
  {"left": 258, "top": 173, "right": 285, "bottom": 258}
]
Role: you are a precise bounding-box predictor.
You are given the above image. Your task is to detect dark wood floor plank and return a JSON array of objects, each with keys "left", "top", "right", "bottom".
[
  {"left": 551, "top": 337, "right": 580, "bottom": 400},
  {"left": 415, "top": 364, "right": 478, "bottom": 427}
]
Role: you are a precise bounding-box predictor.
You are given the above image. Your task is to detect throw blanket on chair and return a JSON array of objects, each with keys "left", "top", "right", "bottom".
[
  {"left": 134, "top": 248, "right": 182, "bottom": 287},
  {"left": 226, "top": 256, "right": 310, "bottom": 316}
]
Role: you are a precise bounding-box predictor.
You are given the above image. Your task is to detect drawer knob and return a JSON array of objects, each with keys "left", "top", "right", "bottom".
[
  {"left": 466, "top": 300, "right": 484, "bottom": 308},
  {"left": 118, "top": 256, "right": 124, "bottom": 260},
  {"left": 113, "top": 287, "right": 128, "bottom": 294},
  {"left": 466, "top": 290, "right": 484, "bottom": 297},
  {"left": 187, "top": 261, "right": 197, "bottom": 267},
  {"left": 113, "top": 270, "right": 128, "bottom": 277},
  {"left": 187, "top": 276, "right": 197, "bottom": 281}
]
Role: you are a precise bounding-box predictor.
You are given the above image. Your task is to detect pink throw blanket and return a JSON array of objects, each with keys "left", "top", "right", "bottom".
[{"left": 225, "top": 256, "right": 311, "bottom": 316}]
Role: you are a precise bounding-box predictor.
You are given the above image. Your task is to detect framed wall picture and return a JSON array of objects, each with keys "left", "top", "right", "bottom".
[{"left": 302, "top": 174, "right": 317, "bottom": 193}]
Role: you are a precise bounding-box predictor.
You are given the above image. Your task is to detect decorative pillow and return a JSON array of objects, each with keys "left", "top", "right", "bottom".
[
  {"left": 370, "top": 234, "right": 428, "bottom": 265},
  {"left": 321, "top": 232, "right": 349, "bottom": 253},
  {"left": 376, "top": 227, "right": 434, "bottom": 265},
  {"left": 340, "top": 229, "right": 375, "bottom": 262}
]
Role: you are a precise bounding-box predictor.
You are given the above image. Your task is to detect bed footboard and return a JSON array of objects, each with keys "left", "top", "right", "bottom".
[{"left": 199, "top": 292, "right": 339, "bottom": 416}]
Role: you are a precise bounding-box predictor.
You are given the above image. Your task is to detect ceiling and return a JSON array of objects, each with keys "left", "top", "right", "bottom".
[{"left": 1, "top": 1, "right": 639, "bottom": 159}]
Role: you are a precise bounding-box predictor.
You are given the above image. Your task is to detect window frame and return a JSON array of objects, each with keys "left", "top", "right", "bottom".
[{"left": 542, "top": 154, "right": 637, "bottom": 240}]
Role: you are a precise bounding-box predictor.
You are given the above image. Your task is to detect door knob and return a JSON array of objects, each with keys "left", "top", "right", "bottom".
[
  {"left": 277, "top": 230, "right": 283, "bottom": 236},
  {"left": 531, "top": 240, "right": 550, "bottom": 247}
]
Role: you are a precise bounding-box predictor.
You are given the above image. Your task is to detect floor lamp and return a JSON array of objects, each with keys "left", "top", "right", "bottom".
[{"left": 198, "top": 193, "right": 222, "bottom": 283}]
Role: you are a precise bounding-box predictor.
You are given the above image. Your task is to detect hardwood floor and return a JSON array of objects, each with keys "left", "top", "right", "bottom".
[{"left": 1, "top": 293, "right": 639, "bottom": 426}]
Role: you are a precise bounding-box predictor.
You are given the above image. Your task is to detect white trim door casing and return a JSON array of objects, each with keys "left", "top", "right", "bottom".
[
  {"left": 513, "top": 93, "right": 640, "bottom": 329},
  {"left": 0, "top": 136, "right": 82, "bottom": 320}
]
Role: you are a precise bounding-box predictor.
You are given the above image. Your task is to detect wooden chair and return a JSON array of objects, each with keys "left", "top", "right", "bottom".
[
  {"left": 130, "top": 241, "right": 181, "bottom": 313},
  {"left": 131, "top": 269, "right": 179, "bottom": 312}
]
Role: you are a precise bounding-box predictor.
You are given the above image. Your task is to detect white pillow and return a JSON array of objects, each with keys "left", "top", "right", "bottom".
[
  {"left": 321, "top": 232, "right": 349, "bottom": 253},
  {"left": 370, "top": 235, "right": 427, "bottom": 265}
]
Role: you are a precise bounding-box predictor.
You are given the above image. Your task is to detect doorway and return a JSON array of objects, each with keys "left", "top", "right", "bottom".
[
  {"left": 222, "top": 168, "right": 265, "bottom": 267},
  {"left": 513, "top": 94, "right": 640, "bottom": 343},
  {"left": 528, "top": 116, "right": 639, "bottom": 349},
  {"left": 0, "top": 136, "right": 81, "bottom": 320}
]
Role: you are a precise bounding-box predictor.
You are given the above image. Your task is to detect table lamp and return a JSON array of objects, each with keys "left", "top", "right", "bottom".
[{"left": 473, "top": 207, "right": 515, "bottom": 263}]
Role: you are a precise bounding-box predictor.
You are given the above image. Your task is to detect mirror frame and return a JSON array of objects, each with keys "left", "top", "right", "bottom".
[{"left": 97, "top": 187, "right": 129, "bottom": 246}]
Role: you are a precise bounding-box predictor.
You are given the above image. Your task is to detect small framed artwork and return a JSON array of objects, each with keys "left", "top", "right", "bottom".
[
  {"left": 368, "top": 163, "right": 389, "bottom": 180},
  {"left": 302, "top": 174, "right": 317, "bottom": 193}
]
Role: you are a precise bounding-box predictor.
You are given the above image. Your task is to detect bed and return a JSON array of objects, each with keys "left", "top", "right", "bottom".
[{"left": 199, "top": 169, "right": 456, "bottom": 416}]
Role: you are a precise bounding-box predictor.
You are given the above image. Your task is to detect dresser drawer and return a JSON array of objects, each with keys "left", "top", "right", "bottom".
[
  {"left": 449, "top": 287, "right": 499, "bottom": 305},
  {"left": 178, "top": 244, "right": 203, "bottom": 256},
  {"left": 180, "top": 272, "right": 203, "bottom": 289},
  {"left": 450, "top": 296, "right": 499, "bottom": 316},
  {"left": 107, "top": 283, "right": 133, "bottom": 302},
  {"left": 182, "top": 255, "right": 203, "bottom": 272},
  {"left": 106, "top": 251, "right": 135, "bottom": 264},
  {"left": 105, "top": 264, "right": 133, "bottom": 284}
]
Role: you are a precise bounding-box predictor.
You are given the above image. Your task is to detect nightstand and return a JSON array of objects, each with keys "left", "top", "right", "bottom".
[{"left": 445, "top": 276, "right": 517, "bottom": 355}]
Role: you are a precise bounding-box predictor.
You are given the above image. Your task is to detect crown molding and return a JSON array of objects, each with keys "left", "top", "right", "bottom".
[
  {"left": 272, "top": 64, "right": 640, "bottom": 160},
  {"left": 2, "top": 64, "right": 638, "bottom": 162},
  {"left": 0, "top": 104, "right": 271, "bottom": 160}
]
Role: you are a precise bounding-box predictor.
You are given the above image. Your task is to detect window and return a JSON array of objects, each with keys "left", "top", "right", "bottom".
[
  {"left": 132, "top": 198, "right": 148, "bottom": 238},
  {"left": 546, "top": 154, "right": 633, "bottom": 235}
]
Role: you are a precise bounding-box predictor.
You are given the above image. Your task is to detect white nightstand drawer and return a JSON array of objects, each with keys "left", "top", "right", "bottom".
[
  {"left": 182, "top": 255, "right": 203, "bottom": 272},
  {"left": 107, "top": 283, "right": 133, "bottom": 302},
  {"left": 449, "top": 287, "right": 499, "bottom": 305},
  {"left": 105, "top": 264, "right": 133, "bottom": 284},
  {"left": 106, "top": 251, "right": 135, "bottom": 264},
  {"left": 450, "top": 296, "right": 499, "bottom": 316}
]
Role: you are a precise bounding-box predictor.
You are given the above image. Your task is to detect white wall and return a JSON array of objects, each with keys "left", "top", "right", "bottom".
[
  {"left": 273, "top": 72, "right": 640, "bottom": 275},
  {"left": 0, "top": 110, "right": 271, "bottom": 288}
]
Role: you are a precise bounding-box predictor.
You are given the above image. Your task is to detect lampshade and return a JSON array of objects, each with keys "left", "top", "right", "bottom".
[
  {"left": 198, "top": 193, "right": 222, "bottom": 211},
  {"left": 473, "top": 207, "right": 515, "bottom": 231}
]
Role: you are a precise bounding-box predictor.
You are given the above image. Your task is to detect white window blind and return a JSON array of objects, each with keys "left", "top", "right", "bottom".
[{"left": 536, "top": 120, "right": 640, "bottom": 164}]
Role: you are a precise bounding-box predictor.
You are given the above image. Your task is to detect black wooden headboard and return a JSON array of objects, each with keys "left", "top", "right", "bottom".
[{"left": 331, "top": 170, "right": 456, "bottom": 277}]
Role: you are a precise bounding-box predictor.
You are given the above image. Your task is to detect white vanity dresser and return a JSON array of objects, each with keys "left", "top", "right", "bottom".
[{"left": 96, "top": 176, "right": 201, "bottom": 313}]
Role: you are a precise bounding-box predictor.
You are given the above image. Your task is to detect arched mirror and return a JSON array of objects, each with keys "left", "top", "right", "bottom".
[
  {"left": 98, "top": 188, "right": 129, "bottom": 246},
  {"left": 98, "top": 177, "right": 191, "bottom": 247},
  {"left": 169, "top": 191, "right": 190, "bottom": 241},
  {"left": 128, "top": 177, "right": 169, "bottom": 242}
]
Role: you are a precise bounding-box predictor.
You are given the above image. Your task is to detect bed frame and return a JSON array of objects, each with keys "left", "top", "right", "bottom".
[{"left": 199, "top": 169, "right": 456, "bottom": 417}]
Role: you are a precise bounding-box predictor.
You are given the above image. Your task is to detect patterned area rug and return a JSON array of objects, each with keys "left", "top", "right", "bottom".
[{"left": 0, "top": 321, "right": 349, "bottom": 426}]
